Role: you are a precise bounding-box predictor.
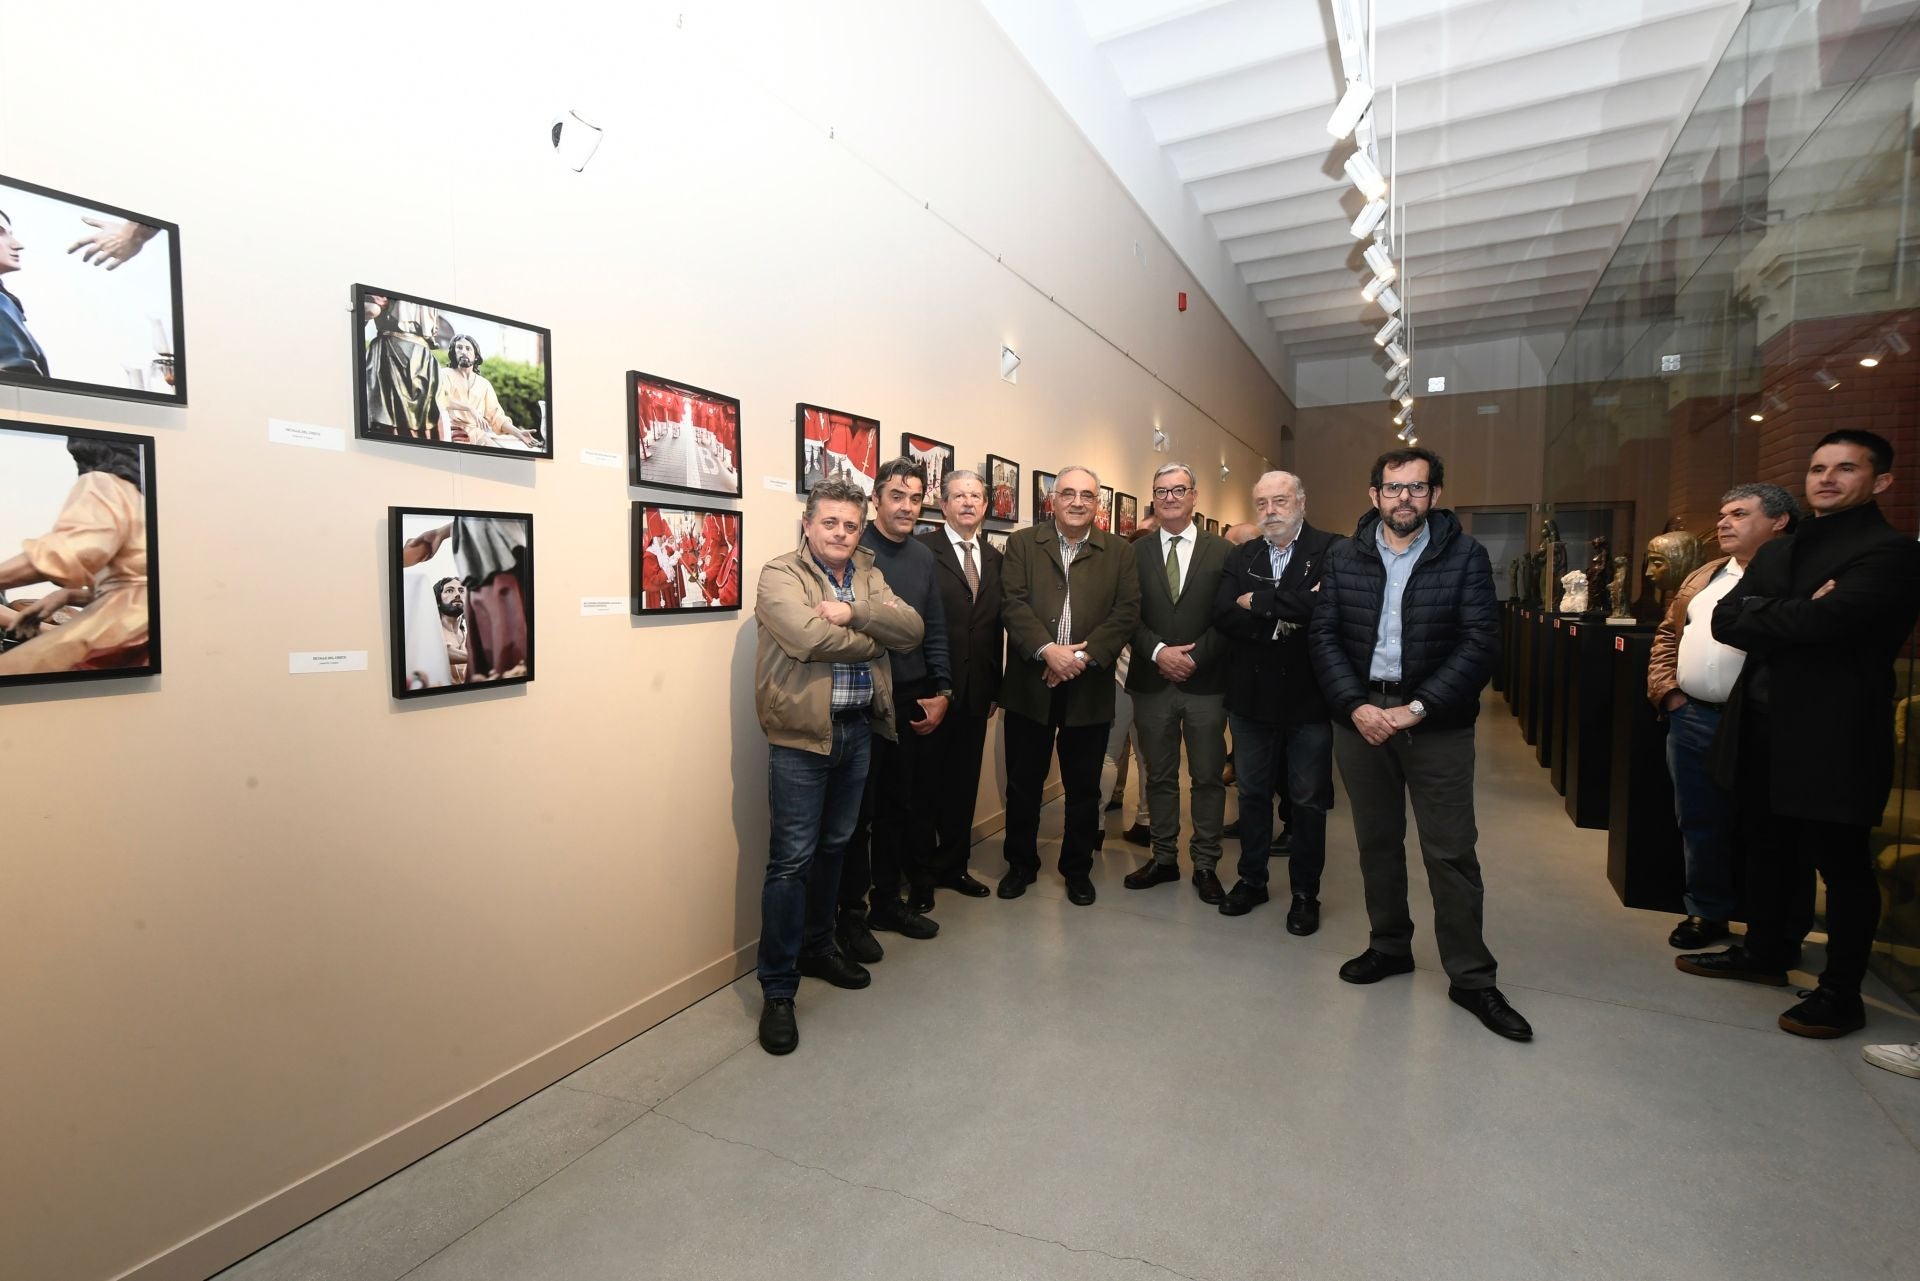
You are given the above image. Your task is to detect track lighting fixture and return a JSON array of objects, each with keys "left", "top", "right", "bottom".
[
  {"left": 1815, "top": 367, "right": 1840, "bottom": 390},
  {"left": 1385, "top": 341, "right": 1410, "bottom": 368},
  {"left": 1860, "top": 353, "right": 1881, "bottom": 368},
  {"left": 1399, "top": 393, "right": 1415, "bottom": 410},
  {"left": 1363, "top": 242, "right": 1396, "bottom": 283},
  {"left": 1887, "top": 330, "right": 1911, "bottom": 355},
  {"left": 1389, "top": 375, "right": 1410, "bottom": 402},
  {"left": 1350, "top": 198, "right": 1388, "bottom": 240},
  {"left": 1361, "top": 275, "right": 1384, "bottom": 303},
  {"left": 1344, "top": 150, "right": 1388, "bottom": 201},
  {"left": 1326, "top": 77, "right": 1374, "bottom": 140},
  {"left": 1375, "top": 316, "right": 1402, "bottom": 347},
  {"left": 1376, "top": 284, "right": 1401, "bottom": 315}
]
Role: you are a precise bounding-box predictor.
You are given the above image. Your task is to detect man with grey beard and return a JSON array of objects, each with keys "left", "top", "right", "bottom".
[{"left": 1212, "top": 471, "right": 1338, "bottom": 933}]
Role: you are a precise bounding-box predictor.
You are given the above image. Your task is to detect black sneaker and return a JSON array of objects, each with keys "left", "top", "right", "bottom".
[
  {"left": 797, "top": 950, "right": 871, "bottom": 990},
  {"left": 835, "top": 910, "right": 884, "bottom": 964},
  {"left": 1674, "top": 946, "right": 1788, "bottom": 987},
  {"left": 759, "top": 998, "right": 797, "bottom": 1055},
  {"left": 869, "top": 900, "right": 939, "bottom": 939},
  {"left": 1778, "top": 986, "right": 1865, "bottom": 1039}
]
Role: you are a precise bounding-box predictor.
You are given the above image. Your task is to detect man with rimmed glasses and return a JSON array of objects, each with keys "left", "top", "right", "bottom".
[{"left": 1308, "top": 448, "right": 1529, "bottom": 1041}]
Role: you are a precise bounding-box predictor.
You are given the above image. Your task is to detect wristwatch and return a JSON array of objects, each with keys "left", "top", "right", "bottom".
[
  {"left": 1408, "top": 699, "right": 1428, "bottom": 719},
  {"left": 934, "top": 689, "right": 953, "bottom": 701}
]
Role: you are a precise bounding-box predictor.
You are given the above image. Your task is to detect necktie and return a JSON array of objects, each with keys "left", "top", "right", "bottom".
[
  {"left": 1166, "top": 534, "right": 1183, "bottom": 598},
  {"left": 961, "top": 540, "right": 980, "bottom": 599}
]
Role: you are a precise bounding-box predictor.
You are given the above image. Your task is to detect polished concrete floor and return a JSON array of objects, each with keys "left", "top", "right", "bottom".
[{"left": 220, "top": 707, "right": 1920, "bottom": 1281}]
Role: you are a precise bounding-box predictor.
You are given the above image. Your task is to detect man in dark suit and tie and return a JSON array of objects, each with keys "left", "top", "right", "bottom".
[
  {"left": 916, "top": 469, "right": 1005, "bottom": 905},
  {"left": 1121, "top": 463, "right": 1235, "bottom": 903},
  {"left": 1212, "top": 470, "right": 1338, "bottom": 933}
]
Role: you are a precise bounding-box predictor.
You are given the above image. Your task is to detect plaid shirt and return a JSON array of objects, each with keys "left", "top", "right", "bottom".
[{"left": 814, "top": 552, "right": 873, "bottom": 713}]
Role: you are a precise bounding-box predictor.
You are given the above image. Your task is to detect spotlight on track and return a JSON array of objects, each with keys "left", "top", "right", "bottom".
[
  {"left": 1375, "top": 315, "right": 1402, "bottom": 348},
  {"left": 1350, "top": 198, "right": 1389, "bottom": 240},
  {"left": 1363, "top": 242, "right": 1397, "bottom": 283},
  {"left": 1815, "top": 367, "right": 1840, "bottom": 389},
  {"left": 1344, "top": 150, "right": 1388, "bottom": 201},
  {"left": 1326, "top": 77, "right": 1374, "bottom": 140},
  {"left": 1886, "top": 330, "right": 1912, "bottom": 356},
  {"left": 1389, "top": 375, "right": 1411, "bottom": 402},
  {"left": 549, "top": 110, "right": 603, "bottom": 172},
  {"left": 1860, "top": 352, "right": 1882, "bottom": 368},
  {"left": 1375, "top": 284, "right": 1402, "bottom": 315},
  {"left": 1385, "top": 341, "right": 1411, "bottom": 369}
]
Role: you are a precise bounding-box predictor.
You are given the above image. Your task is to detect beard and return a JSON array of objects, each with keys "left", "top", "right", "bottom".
[
  {"left": 454, "top": 353, "right": 475, "bottom": 368},
  {"left": 439, "top": 598, "right": 463, "bottom": 618},
  {"left": 1382, "top": 504, "right": 1425, "bottom": 536},
  {"left": 1262, "top": 514, "right": 1302, "bottom": 547}
]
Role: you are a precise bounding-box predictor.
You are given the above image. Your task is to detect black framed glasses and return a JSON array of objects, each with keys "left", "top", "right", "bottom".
[
  {"left": 1378, "top": 481, "right": 1431, "bottom": 498},
  {"left": 1152, "top": 485, "right": 1193, "bottom": 499}
]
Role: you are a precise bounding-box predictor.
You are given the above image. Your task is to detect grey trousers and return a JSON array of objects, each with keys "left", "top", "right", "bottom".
[
  {"left": 1132, "top": 684, "right": 1227, "bottom": 870},
  {"left": 1331, "top": 698, "right": 1498, "bottom": 989}
]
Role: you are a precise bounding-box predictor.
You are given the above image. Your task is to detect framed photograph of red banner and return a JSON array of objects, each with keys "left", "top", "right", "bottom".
[
  {"left": 796, "top": 403, "right": 879, "bottom": 495},
  {"left": 631, "top": 501, "right": 743, "bottom": 616},
  {"left": 628, "top": 370, "right": 741, "bottom": 498},
  {"left": 1096, "top": 485, "right": 1115, "bottom": 532},
  {"left": 1, "top": 418, "right": 161, "bottom": 687},
  {"left": 900, "top": 433, "right": 955, "bottom": 511},
  {"left": 389, "top": 507, "right": 534, "bottom": 699},
  {"left": 1032, "top": 470, "right": 1057, "bottom": 523},
  {"left": 985, "top": 453, "right": 1019, "bottom": 522},
  {"left": 1116, "top": 492, "right": 1139, "bottom": 536}
]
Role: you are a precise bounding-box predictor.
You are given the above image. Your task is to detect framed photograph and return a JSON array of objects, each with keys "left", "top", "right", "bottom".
[
  {"left": 1116, "top": 492, "right": 1139, "bottom": 536},
  {"left": 985, "top": 530, "right": 1011, "bottom": 554},
  {"left": 900, "top": 433, "right": 955, "bottom": 511},
  {"left": 631, "top": 501, "right": 743, "bottom": 615},
  {"left": 914, "top": 516, "right": 945, "bottom": 537},
  {"left": 1194, "top": 511, "right": 1207, "bottom": 534},
  {"left": 1032, "top": 470, "right": 1058, "bottom": 523},
  {"left": 354, "top": 284, "right": 553, "bottom": 460},
  {"left": 796, "top": 403, "right": 880, "bottom": 494},
  {"left": 389, "top": 507, "right": 533, "bottom": 699},
  {"left": 628, "top": 370, "right": 741, "bottom": 498},
  {"left": 1, "top": 419, "right": 160, "bottom": 687},
  {"left": 0, "top": 174, "right": 186, "bottom": 405},
  {"left": 1096, "top": 486, "right": 1115, "bottom": 533},
  {"left": 985, "top": 454, "right": 1019, "bottom": 523}
]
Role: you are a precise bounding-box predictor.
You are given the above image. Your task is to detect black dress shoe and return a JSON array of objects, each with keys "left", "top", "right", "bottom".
[
  {"left": 1668, "top": 916, "right": 1730, "bottom": 949},
  {"left": 1778, "top": 986, "right": 1865, "bottom": 1039},
  {"left": 937, "top": 870, "right": 991, "bottom": 898},
  {"left": 1192, "top": 868, "right": 1226, "bottom": 905},
  {"left": 869, "top": 900, "right": 939, "bottom": 939},
  {"left": 1674, "top": 946, "right": 1788, "bottom": 987},
  {"left": 1271, "top": 830, "right": 1292, "bottom": 853},
  {"left": 1121, "top": 823, "right": 1151, "bottom": 847},
  {"left": 1219, "top": 881, "right": 1270, "bottom": 916},
  {"left": 1339, "top": 948, "right": 1415, "bottom": 984},
  {"left": 759, "top": 998, "right": 798, "bottom": 1055},
  {"left": 1065, "top": 876, "right": 1097, "bottom": 906},
  {"left": 1285, "top": 893, "right": 1320, "bottom": 936},
  {"left": 1221, "top": 819, "right": 1242, "bottom": 839},
  {"left": 997, "top": 868, "right": 1036, "bottom": 899},
  {"left": 907, "top": 882, "right": 936, "bottom": 914},
  {"left": 1449, "top": 985, "right": 1533, "bottom": 1041},
  {"left": 835, "top": 910, "right": 883, "bottom": 965},
  {"left": 797, "top": 950, "right": 871, "bottom": 989},
  {"left": 1124, "top": 859, "right": 1179, "bottom": 890}
]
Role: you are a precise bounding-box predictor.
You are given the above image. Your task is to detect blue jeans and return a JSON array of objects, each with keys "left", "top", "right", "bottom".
[
  {"left": 1664, "top": 700, "right": 1738, "bottom": 920},
  {"left": 1229, "top": 714, "right": 1332, "bottom": 893},
  {"left": 760, "top": 719, "right": 872, "bottom": 998}
]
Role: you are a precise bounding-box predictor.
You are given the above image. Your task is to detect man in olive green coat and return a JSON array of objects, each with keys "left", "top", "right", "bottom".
[{"left": 997, "top": 464, "right": 1141, "bottom": 905}]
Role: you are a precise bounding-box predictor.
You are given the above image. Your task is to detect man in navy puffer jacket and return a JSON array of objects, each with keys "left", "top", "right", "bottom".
[{"left": 1307, "top": 448, "right": 1531, "bottom": 1041}]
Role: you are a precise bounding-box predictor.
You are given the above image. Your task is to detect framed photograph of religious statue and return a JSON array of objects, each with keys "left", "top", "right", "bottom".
[
  {"left": 1116, "top": 492, "right": 1139, "bottom": 536},
  {"left": 900, "top": 433, "right": 955, "bottom": 511},
  {"left": 985, "top": 530, "right": 1010, "bottom": 554},
  {"left": 796, "top": 403, "right": 879, "bottom": 495},
  {"left": 1032, "top": 470, "right": 1058, "bottom": 523},
  {"left": 0, "top": 418, "right": 160, "bottom": 687},
  {"left": 353, "top": 284, "right": 553, "bottom": 460},
  {"left": 1096, "top": 485, "right": 1115, "bottom": 533},
  {"left": 628, "top": 370, "right": 741, "bottom": 498},
  {"left": 0, "top": 174, "right": 187, "bottom": 405},
  {"left": 631, "top": 501, "right": 743, "bottom": 615},
  {"left": 985, "top": 454, "right": 1019, "bottom": 523},
  {"left": 389, "top": 507, "right": 534, "bottom": 698}
]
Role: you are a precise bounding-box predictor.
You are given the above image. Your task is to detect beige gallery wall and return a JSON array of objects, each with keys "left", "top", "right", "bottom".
[{"left": 0, "top": 3, "right": 1291, "bottom": 1278}]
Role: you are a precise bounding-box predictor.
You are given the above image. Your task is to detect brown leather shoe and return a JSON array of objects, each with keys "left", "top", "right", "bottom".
[
  {"left": 1123, "top": 860, "right": 1179, "bottom": 890},
  {"left": 1192, "top": 867, "right": 1226, "bottom": 905}
]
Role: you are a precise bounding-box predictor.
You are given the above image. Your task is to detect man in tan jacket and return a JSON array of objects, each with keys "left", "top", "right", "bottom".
[
  {"left": 752, "top": 479, "right": 924, "bottom": 1055},
  {"left": 1646, "top": 482, "right": 1795, "bottom": 949}
]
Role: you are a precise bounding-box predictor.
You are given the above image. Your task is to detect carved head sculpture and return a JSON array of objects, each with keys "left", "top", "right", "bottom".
[{"left": 1643, "top": 530, "right": 1704, "bottom": 594}]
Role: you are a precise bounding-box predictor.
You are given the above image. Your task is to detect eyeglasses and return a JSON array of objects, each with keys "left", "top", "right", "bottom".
[
  {"left": 1055, "top": 489, "right": 1097, "bottom": 503},
  {"left": 1152, "top": 485, "right": 1193, "bottom": 500},
  {"left": 1378, "top": 481, "right": 1431, "bottom": 499}
]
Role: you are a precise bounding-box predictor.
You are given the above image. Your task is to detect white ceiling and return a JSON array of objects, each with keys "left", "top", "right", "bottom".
[{"left": 986, "top": 0, "right": 1750, "bottom": 385}]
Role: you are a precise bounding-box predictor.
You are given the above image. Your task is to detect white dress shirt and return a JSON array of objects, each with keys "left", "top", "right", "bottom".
[
  {"left": 943, "top": 523, "right": 981, "bottom": 574},
  {"left": 1675, "top": 561, "right": 1747, "bottom": 703},
  {"left": 1150, "top": 523, "right": 1198, "bottom": 660}
]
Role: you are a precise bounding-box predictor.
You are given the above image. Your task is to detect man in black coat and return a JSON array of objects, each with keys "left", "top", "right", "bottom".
[
  {"left": 916, "top": 469, "right": 1004, "bottom": 906},
  {"left": 1307, "top": 447, "right": 1530, "bottom": 1041},
  {"left": 1212, "top": 470, "right": 1337, "bottom": 933},
  {"left": 1678, "top": 429, "right": 1920, "bottom": 1037}
]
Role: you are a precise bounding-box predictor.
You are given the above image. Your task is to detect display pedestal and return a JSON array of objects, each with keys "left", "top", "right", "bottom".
[
  {"left": 1606, "top": 629, "right": 1685, "bottom": 911},
  {"left": 1503, "top": 602, "right": 1522, "bottom": 714},
  {"left": 1535, "top": 613, "right": 1562, "bottom": 773},
  {"left": 1561, "top": 618, "right": 1614, "bottom": 829},
  {"left": 1492, "top": 601, "right": 1508, "bottom": 696},
  {"left": 1516, "top": 607, "right": 1539, "bottom": 743}
]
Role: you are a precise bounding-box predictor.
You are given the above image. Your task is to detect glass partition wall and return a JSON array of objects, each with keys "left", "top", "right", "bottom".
[{"left": 1544, "top": 0, "right": 1920, "bottom": 1008}]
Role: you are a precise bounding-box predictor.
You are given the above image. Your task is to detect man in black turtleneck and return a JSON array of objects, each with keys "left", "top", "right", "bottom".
[{"left": 1678, "top": 429, "right": 1920, "bottom": 1038}]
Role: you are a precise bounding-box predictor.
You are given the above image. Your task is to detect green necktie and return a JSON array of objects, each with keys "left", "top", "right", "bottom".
[{"left": 1166, "top": 533, "right": 1182, "bottom": 598}]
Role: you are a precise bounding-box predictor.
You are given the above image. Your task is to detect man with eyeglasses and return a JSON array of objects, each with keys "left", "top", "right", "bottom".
[
  {"left": 1212, "top": 470, "right": 1337, "bottom": 933},
  {"left": 1308, "top": 448, "right": 1528, "bottom": 1041},
  {"left": 998, "top": 464, "right": 1141, "bottom": 905},
  {"left": 1120, "top": 463, "right": 1235, "bottom": 902}
]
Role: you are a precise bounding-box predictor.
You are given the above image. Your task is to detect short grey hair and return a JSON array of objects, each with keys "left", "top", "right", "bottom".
[
  {"left": 1254, "top": 469, "right": 1307, "bottom": 501},
  {"left": 1056, "top": 464, "right": 1101, "bottom": 490},
  {"left": 1152, "top": 462, "right": 1196, "bottom": 489},
  {"left": 804, "top": 478, "right": 869, "bottom": 520},
  {"left": 1721, "top": 482, "right": 1799, "bottom": 532},
  {"left": 941, "top": 468, "right": 985, "bottom": 501}
]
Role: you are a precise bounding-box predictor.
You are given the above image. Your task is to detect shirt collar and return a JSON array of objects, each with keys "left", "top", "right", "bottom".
[
  {"left": 809, "top": 550, "right": 855, "bottom": 587},
  {"left": 945, "top": 525, "right": 975, "bottom": 552},
  {"left": 1374, "top": 520, "right": 1430, "bottom": 559}
]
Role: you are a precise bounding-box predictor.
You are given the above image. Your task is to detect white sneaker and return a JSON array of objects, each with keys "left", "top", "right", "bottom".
[{"left": 1862, "top": 1043, "right": 1920, "bottom": 1079}]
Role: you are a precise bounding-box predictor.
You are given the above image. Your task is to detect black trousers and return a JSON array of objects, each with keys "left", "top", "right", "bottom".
[
  {"left": 1002, "top": 687, "right": 1107, "bottom": 878},
  {"left": 841, "top": 678, "right": 940, "bottom": 909},
  {"left": 1737, "top": 707, "right": 1872, "bottom": 991},
  {"left": 929, "top": 702, "right": 991, "bottom": 874}
]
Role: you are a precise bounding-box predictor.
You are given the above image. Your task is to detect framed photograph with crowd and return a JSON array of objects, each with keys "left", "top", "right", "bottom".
[
  {"left": 1, "top": 418, "right": 160, "bottom": 687},
  {"left": 796, "top": 403, "right": 880, "bottom": 494},
  {"left": 0, "top": 174, "right": 186, "bottom": 406},
  {"left": 1116, "top": 492, "right": 1139, "bottom": 536},
  {"left": 900, "top": 433, "right": 955, "bottom": 511},
  {"left": 353, "top": 284, "right": 553, "bottom": 461},
  {"left": 631, "top": 501, "right": 743, "bottom": 615},
  {"left": 628, "top": 370, "right": 741, "bottom": 498},
  {"left": 986, "top": 453, "right": 1019, "bottom": 522},
  {"left": 1096, "top": 485, "right": 1115, "bottom": 533},
  {"left": 389, "top": 507, "right": 534, "bottom": 699},
  {"left": 1032, "top": 470, "right": 1057, "bottom": 523}
]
